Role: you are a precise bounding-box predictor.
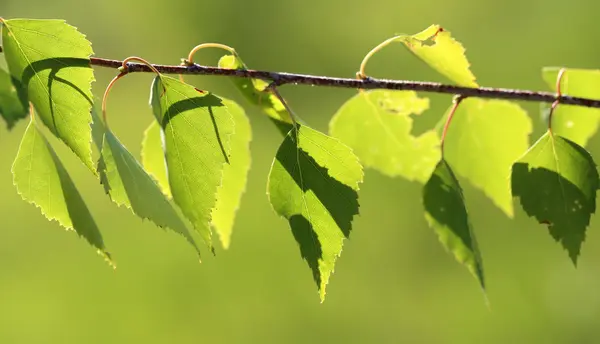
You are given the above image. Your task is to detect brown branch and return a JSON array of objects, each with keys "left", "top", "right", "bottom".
[{"left": 2, "top": 45, "right": 600, "bottom": 108}]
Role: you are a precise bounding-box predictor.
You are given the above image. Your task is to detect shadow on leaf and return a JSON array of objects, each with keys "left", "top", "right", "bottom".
[
  {"left": 274, "top": 127, "right": 359, "bottom": 288},
  {"left": 162, "top": 94, "right": 229, "bottom": 163},
  {"left": 512, "top": 163, "right": 596, "bottom": 264}
]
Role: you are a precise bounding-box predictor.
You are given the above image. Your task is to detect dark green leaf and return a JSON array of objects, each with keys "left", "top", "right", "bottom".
[
  {"left": 511, "top": 132, "right": 599, "bottom": 264},
  {"left": 0, "top": 65, "right": 28, "bottom": 129},
  {"left": 423, "top": 159, "right": 484, "bottom": 289}
]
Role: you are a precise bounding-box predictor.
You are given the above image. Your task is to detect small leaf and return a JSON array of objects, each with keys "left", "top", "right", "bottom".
[
  {"left": 211, "top": 98, "right": 252, "bottom": 249},
  {"left": 329, "top": 90, "right": 439, "bottom": 183},
  {"left": 511, "top": 132, "right": 599, "bottom": 264},
  {"left": 542, "top": 67, "right": 600, "bottom": 146},
  {"left": 267, "top": 124, "right": 363, "bottom": 301},
  {"left": 141, "top": 120, "right": 171, "bottom": 198},
  {"left": 443, "top": 98, "right": 532, "bottom": 217},
  {"left": 218, "top": 54, "right": 292, "bottom": 124},
  {"left": 0, "top": 65, "right": 28, "bottom": 129},
  {"left": 98, "top": 130, "right": 201, "bottom": 258},
  {"left": 150, "top": 75, "right": 234, "bottom": 251},
  {"left": 423, "top": 159, "right": 484, "bottom": 289},
  {"left": 396, "top": 25, "right": 478, "bottom": 87},
  {"left": 2, "top": 19, "right": 95, "bottom": 170},
  {"left": 12, "top": 118, "right": 111, "bottom": 264}
]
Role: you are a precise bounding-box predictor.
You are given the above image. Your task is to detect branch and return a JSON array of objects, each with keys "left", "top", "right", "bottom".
[{"left": 2, "top": 45, "right": 600, "bottom": 109}]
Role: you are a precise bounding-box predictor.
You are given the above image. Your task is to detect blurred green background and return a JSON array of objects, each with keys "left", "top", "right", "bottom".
[{"left": 2, "top": 0, "right": 600, "bottom": 343}]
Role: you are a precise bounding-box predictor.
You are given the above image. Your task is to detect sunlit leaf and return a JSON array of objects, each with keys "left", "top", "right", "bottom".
[
  {"left": 268, "top": 124, "right": 363, "bottom": 302},
  {"left": 1, "top": 19, "right": 95, "bottom": 170},
  {"left": 218, "top": 54, "right": 292, "bottom": 124},
  {"left": 150, "top": 75, "right": 234, "bottom": 251},
  {"left": 542, "top": 67, "right": 600, "bottom": 147},
  {"left": 443, "top": 98, "right": 532, "bottom": 217},
  {"left": 423, "top": 159, "right": 484, "bottom": 289},
  {"left": 143, "top": 96, "right": 251, "bottom": 249},
  {"left": 98, "top": 130, "right": 201, "bottom": 259},
  {"left": 329, "top": 90, "right": 439, "bottom": 183},
  {"left": 0, "top": 65, "right": 28, "bottom": 129},
  {"left": 396, "top": 24, "right": 478, "bottom": 87},
  {"left": 12, "top": 118, "right": 111, "bottom": 264},
  {"left": 511, "top": 132, "right": 598, "bottom": 264},
  {"left": 141, "top": 120, "right": 171, "bottom": 198},
  {"left": 211, "top": 98, "right": 252, "bottom": 249}
]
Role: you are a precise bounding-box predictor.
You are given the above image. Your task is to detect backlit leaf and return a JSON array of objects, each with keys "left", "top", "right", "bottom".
[
  {"left": 542, "top": 67, "right": 600, "bottom": 147},
  {"left": 141, "top": 120, "right": 171, "bottom": 198},
  {"left": 2, "top": 19, "right": 95, "bottom": 170},
  {"left": 0, "top": 65, "right": 28, "bottom": 129},
  {"left": 267, "top": 124, "right": 363, "bottom": 301},
  {"left": 218, "top": 54, "right": 292, "bottom": 124},
  {"left": 98, "top": 130, "right": 201, "bottom": 259},
  {"left": 12, "top": 118, "right": 111, "bottom": 264},
  {"left": 150, "top": 75, "right": 234, "bottom": 251},
  {"left": 396, "top": 25, "right": 478, "bottom": 87},
  {"left": 511, "top": 132, "right": 598, "bottom": 264},
  {"left": 423, "top": 159, "right": 484, "bottom": 289},
  {"left": 443, "top": 98, "right": 532, "bottom": 217},
  {"left": 210, "top": 98, "right": 252, "bottom": 249},
  {"left": 329, "top": 90, "right": 439, "bottom": 183}
]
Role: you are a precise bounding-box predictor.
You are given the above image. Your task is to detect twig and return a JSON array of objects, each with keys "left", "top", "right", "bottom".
[{"left": 1, "top": 45, "right": 599, "bottom": 109}]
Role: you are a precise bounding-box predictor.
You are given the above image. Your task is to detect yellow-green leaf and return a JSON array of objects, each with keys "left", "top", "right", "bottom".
[
  {"left": 218, "top": 54, "right": 292, "bottom": 124},
  {"left": 542, "top": 67, "right": 600, "bottom": 147},
  {"left": 141, "top": 120, "right": 171, "bottom": 198},
  {"left": 210, "top": 98, "right": 252, "bottom": 249},
  {"left": 443, "top": 98, "right": 532, "bottom": 217},
  {"left": 1, "top": 19, "right": 95, "bottom": 171},
  {"left": 330, "top": 90, "right": 439, "bottom": 183},
  {"left": 396, "top": 25, "right": 478, "bottom": 87}
]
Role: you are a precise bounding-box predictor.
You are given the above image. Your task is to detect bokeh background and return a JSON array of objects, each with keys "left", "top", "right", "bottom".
[{"left": 1, "top": 0, "right": 600, "bottom": 343}]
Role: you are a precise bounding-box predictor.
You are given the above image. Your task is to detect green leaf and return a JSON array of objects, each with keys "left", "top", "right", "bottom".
[
  {"left": 443, "top": 98, "right": 532, "bottom": 217},
  {"left": 423, "top": 159, "right": 484, "bottom": 289},
  {"left": 542, "top": 68, "right": 600, "bottom": 147},
  {"left": 143, "top": 98, "right": 251, "bottom": 249},
  {"left": 0, "top": 65, "right": 28, "bottom": 129},
  {"left": 329, "top": 90, "right": 439, "bottom": 183},
  {"left": 1, "top": 19, "right": 95, "bottom": 170},
  {"left": 210, "top": 98, "right": 252, "bottom": 249},
  {"left": 150, "top": 75, "right": 234, "bottom": 251},
  {"left": 218, "top": 54, "right": 292, "bottom": 124},
  {"left": 396, "top": 25, "right": 478, "bottom": 87},
  {"left": 98, "top": 130, "right": 201, "bottom": 259},
  {"left": 511, "top": 132, "right": 599, "bottom": 264},
  {"left": 140, "top": 120, "right": 171, "bottom": 198},
  {"left": 12, "top": 118, "right": 111, "bottom": 264},
  {"left": 267, "top": 124, "right": 363, "bottom": 301}
]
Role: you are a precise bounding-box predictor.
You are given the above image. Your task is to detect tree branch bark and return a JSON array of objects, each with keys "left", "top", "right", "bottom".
[{"left": 2, "top": 45, "right": 599, "bottom": 109}]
